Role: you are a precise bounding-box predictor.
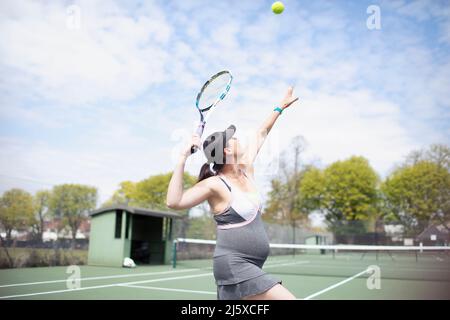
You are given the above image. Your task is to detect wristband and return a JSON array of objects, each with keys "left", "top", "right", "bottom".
[{"left": 274, "top": 107, "right": 283, "bottom": 114}]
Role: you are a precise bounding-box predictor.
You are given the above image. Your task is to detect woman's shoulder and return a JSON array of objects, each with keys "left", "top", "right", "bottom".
[
  {"left": 198, "top": 175, "right": 224, "bottom": 189},
  {"left": 198, "top": 175, "right": 230, "bottom": 199}
]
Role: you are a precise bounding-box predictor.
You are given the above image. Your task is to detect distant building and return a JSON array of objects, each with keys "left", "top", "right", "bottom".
[
  {"left": 41, "top": 218, "right": 91, "bottom": 242},
  {"left": 416, "top": 223, "right": 450, "bottom": 246},
  {"left": 384, "top": 224, "right": 405, "bottom": 243}
]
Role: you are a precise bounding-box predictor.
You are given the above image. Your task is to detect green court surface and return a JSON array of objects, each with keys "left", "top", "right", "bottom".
[{"left": 1, "top": 252, "right": 449, "bottom": 300}]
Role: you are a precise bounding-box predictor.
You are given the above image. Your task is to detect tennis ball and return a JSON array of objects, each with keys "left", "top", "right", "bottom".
[{"left": 272, "top": 1, "right": 284, "bottom": 14}]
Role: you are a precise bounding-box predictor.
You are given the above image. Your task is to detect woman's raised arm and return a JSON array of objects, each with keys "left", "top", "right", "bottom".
[{"left": 242, "top": 87, "right": 299, "bottom": 165}]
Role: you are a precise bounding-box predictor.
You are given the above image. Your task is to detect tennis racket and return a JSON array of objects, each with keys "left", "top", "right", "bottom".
[{"left": 190, "top": 70, "right": 233, "bottom": 154}]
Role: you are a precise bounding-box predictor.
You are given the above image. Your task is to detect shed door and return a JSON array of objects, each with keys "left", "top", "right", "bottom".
[{"left": 130, "top": 215, "right": 164, "bottom": 264}]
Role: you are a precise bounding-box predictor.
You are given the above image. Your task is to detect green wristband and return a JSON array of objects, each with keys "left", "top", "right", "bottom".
[{"left": 274, "top": 107, "right": 283, "bottom": 114}]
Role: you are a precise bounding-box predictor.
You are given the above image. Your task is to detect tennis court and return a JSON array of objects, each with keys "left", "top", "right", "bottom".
[{"left": 1, "top": 242, "right": 449, "bottom": 300}]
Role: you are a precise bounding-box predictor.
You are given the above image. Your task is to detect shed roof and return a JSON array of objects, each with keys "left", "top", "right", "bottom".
[{"left": 90, "top": 205, "right": 181, "bottom": 219}]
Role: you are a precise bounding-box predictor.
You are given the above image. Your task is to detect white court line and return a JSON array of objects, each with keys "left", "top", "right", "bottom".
[
  {"left": 0, "top": 268, "right": 199, "bottom": 288},
  {"left": 302, "top": 268, "right": 370, "bottom": 300},
  {"left": 264, "top": 261, "right": 310, "bottom": 269},
  {"left": 120, "top": 284, "right": 216, "bottom": 295},
  {"left": 304, "top": 263, "right": 450, "bottom": 273},
  {"left": 119, "top": 261, "right": 311, "bottom": 297},
  {"left": 0, "top": 272, "right": 213, "bottom": 300},
  {"left": 0, "top": 259, "right": 298, "bottom": 289},
  {"left": 0, "top": 260, "right": 312, "bottom": 299},
  {"left": 264, "top": 259, "right": 291, "bottom": 265}
]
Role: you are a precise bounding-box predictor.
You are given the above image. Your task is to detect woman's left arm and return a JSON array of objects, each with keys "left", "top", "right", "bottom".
[{"left": 241, "top": 87, "right": 299, "bottom": 167}]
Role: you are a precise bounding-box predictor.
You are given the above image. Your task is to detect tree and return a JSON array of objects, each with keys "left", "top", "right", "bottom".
[
  {"left": 265, "top": 136, "right": 310, "bottom": 243},
  {"left": 184, "top": 201, "right": 217, "bottom": 240},
  {"left": 381, "top": 160, "right": 450, "bottom": 235},
  {"left": 404, "top": 144, "right": 450, "bottom": 171},
  {"left": 0, "top": 189, "right": 35, "bottom": 267},
  {"left": 301, "top": 156, "right": 380, "bottom": 242},
  {"left": 186, "top": 214, "right": 216, "bottom": 240},
  {"left": 33, "top": 190, "right": 51, "bottom": 242},
  {"left": 0, "top": 189, "right": 35, "bottom": 241},
  {"left": 426, "top": 144, "right": 450, "bottom": 171},
  {"left": 103, "top": 173, "right": 197, "bottom": 210},
  {"left": 102, "top": 181, "right": 136, "bottom": 207},
  {"left": 49, "top": 184, "right": 97, "bottom": 248},
  {"left": 298, "top": 166, "right": 325, "bottom": 212},
  {"left": 103, "top": 172, "right": 197, "bottom": 239}
]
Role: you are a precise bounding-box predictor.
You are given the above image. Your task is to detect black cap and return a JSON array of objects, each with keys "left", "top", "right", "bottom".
[{"left": 203, "top": 125, "right": 236, "bottom": 164}]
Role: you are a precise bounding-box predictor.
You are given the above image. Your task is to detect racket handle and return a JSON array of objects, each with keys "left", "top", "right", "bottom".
[
  {"left": 190, "top": 121, "right": 206, "bottom": 154},
  {"left": 190, "top": 146, "right": 198, "bottom": 154}
]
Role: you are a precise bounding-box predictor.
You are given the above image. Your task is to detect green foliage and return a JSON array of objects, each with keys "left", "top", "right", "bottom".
[
  {"left": 265, "top": 171, "right": 311, "bottom": 226},
  {"left": 323, "top": 156, "right": 379, "bottom": 220},
  {"left": 32, "top": 190, "right": 51, "bottom": 240},
  {"left": 265, "top": 178, "right": 291, "bottom": 222},
  {"left": 299, "top": 166, "right": 325, "bottom": 211},
  {"left": 381, "top": 160, "right": 450, "bottom": 235},
  {"left": 102, "top": 181, "right": 136, "bottom": 207},
  {"left": 49, "top": 184, "right": 97, "bottom": 244},
  {"left": 0, "top": 189, "right": 35, "bottom": 240},
  {"left": 34, "top": 190, "right": 51, "bottom": 215},
  {"left": 300, "top": 156, "right": 380, "bottom": 235},
  {"left": 104, "top": 172, "right": 196, "bottom": 212},
  {"left": 185, "top": 215, "right": 216, "bottom": 240},
  {"left": 265, "top": 136, "right": 310, "bottom": 230}
]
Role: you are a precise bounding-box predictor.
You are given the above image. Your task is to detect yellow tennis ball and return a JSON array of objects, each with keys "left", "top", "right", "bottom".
[{"left": 272, "top": 1, "right": 284, "bottom": 14}]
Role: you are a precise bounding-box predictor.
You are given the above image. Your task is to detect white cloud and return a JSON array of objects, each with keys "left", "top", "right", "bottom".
[{"left": 0, "top": 0, "right": 171, "bottom": 105}]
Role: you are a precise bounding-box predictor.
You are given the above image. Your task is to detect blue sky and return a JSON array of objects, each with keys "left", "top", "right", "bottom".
[{"left": 0, "top": 0, "right": 449, "bottom": 207}]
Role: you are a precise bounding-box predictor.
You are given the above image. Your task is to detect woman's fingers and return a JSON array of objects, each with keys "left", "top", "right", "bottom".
[
  {"left": 286, "top": 86, "right": 294, "bottom": 97},
  {"left": 283, "top": 86, "right": 294, "bottom": 100},
  {"left": 182, "top": 134, "right": 202, "bottom": 156}
]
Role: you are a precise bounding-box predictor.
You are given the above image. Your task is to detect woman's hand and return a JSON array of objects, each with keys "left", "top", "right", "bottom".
[
  {"left": 280, "top": 86, "right": 299, "bottom": 110},
  {"left": 181, "top": 134, "right": 201, "bottom": 158}
]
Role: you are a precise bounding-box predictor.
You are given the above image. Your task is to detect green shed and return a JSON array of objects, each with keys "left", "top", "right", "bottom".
[{"left": 88, "top": 205, "right": 180, "bottom": 267}]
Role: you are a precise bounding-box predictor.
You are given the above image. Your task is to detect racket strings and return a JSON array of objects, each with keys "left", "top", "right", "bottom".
[{"left": 198, "top": 74, "right": 231, "bottom": 111}]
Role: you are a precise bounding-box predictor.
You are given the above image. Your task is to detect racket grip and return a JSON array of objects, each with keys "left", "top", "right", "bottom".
[
  {"left": 190, "top": 146, "right": 198, "bottom": 154},
  {"left": 190, "top": 121, "right": 206, "bottom": 154}
]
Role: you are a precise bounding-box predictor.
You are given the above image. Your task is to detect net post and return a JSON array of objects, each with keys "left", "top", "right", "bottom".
[
  {"left": 418, "top": 242, "right": 423, "bottom": 262},
  {"left": 387, "top": 250, "right": 394, "bottom": 261},
  {"left": 172, "top": 239, "right": 178, "bottom": 268}
]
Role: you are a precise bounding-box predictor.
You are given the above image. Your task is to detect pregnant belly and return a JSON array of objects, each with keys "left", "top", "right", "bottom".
[{"left": 214, "top": 214, "right": 270, "bottom": 260}]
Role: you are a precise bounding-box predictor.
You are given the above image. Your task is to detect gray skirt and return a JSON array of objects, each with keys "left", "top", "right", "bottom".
[{"left": 217, "top": 274, "right": 282, "bottom": 300}]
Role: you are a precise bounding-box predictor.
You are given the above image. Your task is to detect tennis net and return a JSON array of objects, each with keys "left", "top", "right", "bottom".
[{"left": 172, "top": 238, "right": 450, "bottom": 282}]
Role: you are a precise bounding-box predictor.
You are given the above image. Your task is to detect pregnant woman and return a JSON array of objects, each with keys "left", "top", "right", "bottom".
[{"left": 166, "top": 87, "right": 299, "bottom": 300}]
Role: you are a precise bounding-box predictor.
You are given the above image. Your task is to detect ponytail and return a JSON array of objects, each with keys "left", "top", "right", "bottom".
[{"left": 198, "top": 162, "right": 225, "bottom": 182}]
